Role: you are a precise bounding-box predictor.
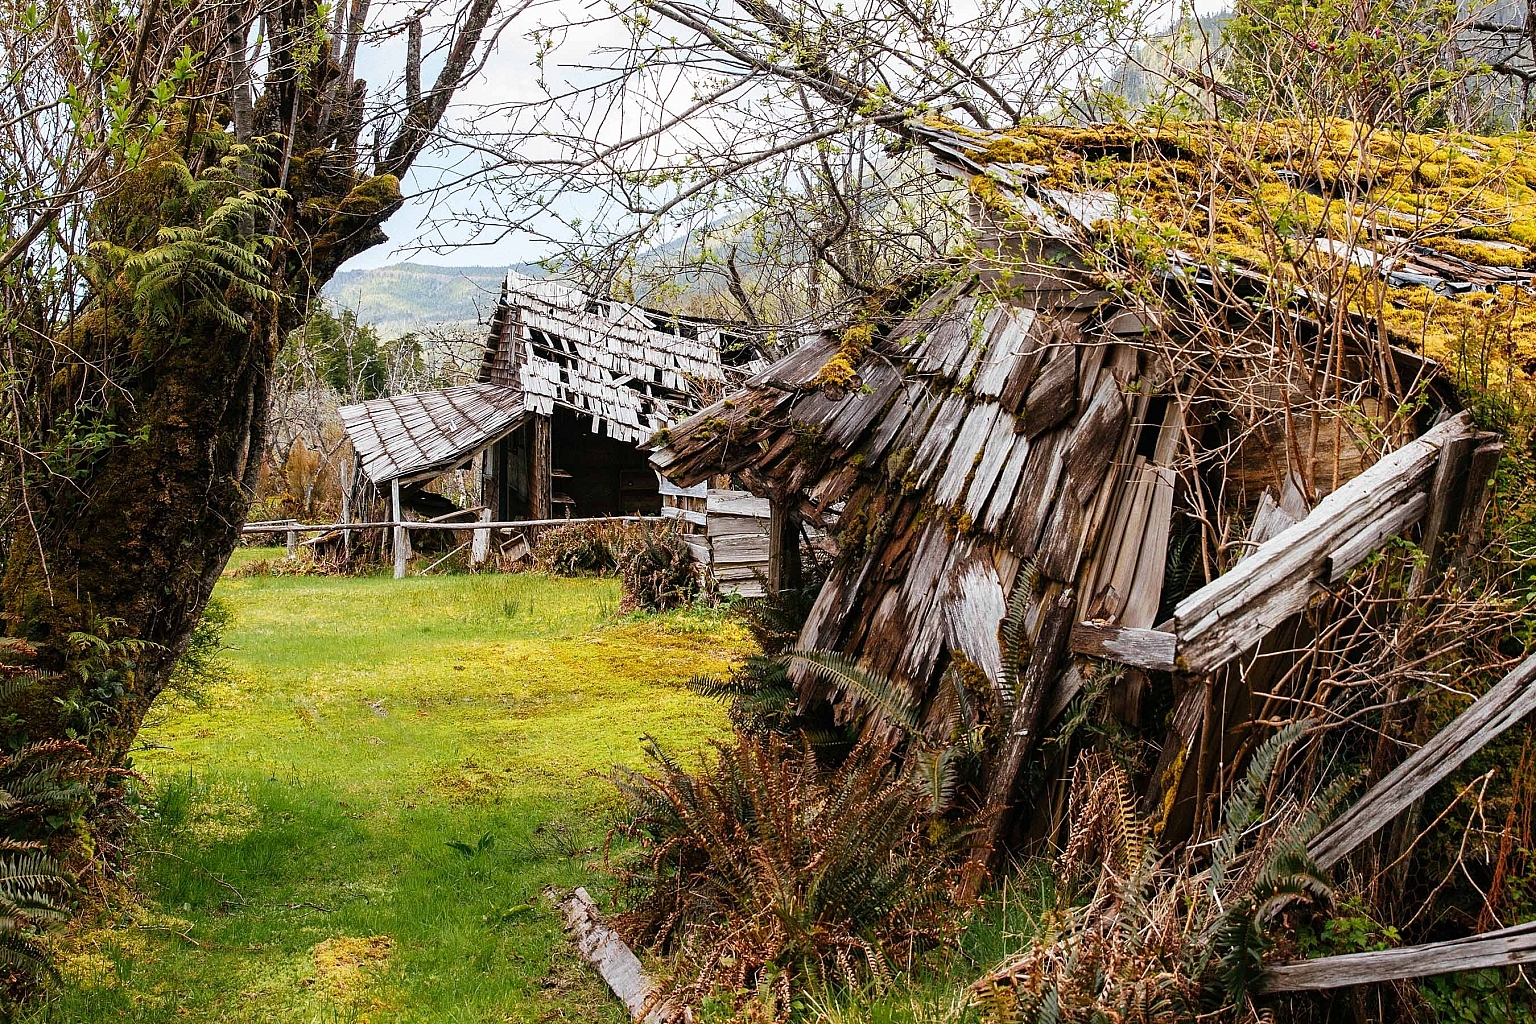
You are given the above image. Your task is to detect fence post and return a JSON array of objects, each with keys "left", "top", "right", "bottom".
[
  {"left": 285, "top": 521, "right": 298, "bottom": 559},
  {"left": 470, "top": 508, "right": 492, "bottom": 568},
  {"left": 392, "top": 479, "right": 408, "bottom": 579}
]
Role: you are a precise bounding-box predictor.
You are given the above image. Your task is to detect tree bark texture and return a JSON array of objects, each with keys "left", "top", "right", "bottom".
[{"left": 2, "top": 21, "right": 402, "bottom": 769}]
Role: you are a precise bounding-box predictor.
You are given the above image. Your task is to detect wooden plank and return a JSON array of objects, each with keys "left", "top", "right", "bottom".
[
  {"left": 965, "top": 414, "right": 1024, "bottom": 523},
  {"left": 706, "top": 514, "right": 771, "bottom": 538},
  {"left": 1122, "top": 465, "right": 1176, "bottom": 627},
  {"left": 964, "top": 587, "right": 1078, "bottom": 896},
  {"left": 392, "top": 480, "right": 408, "bottom": 579},
  {"left": 1309, "top": 651, "right": 1536, "bottom": 868},
  {"left": 942, "top": 553, "right": 1008, "bottom": 682},
  {"left": 980, "top": 432, "right": 1033, "bottom": 533},
  {"left": 935, "top": 403, "right": 1002, "bottom": 507},
  {"left": 1004, "top": 428, "right": 1068, "bottom": 556},
  {"left": 559, "top": 887, "right": 673, "bottom": 1022},
  {"left": 973, "top": 307, "right": 1038, "bottom": 398},
  {"left": 1036, "top": 483, "right": 1087, "bottom": 582},
  {"left": 1172, "top": 414, "right": 1478, "bottom": 674},
  {"left": 1326, "top": 491, "right": 1428, "bottom": 582},
  {"left": 910, "top": 394, "right": 970, "bottom": 487},
  {"left": 1093, "top": 458, "right": 1152, "bottom": 617},
  {"left": 1260, "top": 920, "right": 1536, "bottom": 992},
  {"left": 530, "top": 414, "right": 552, "bottom": 520},
  {"left": 470, "top": 509, "right": 492, "bottom": 566},
  {"left": 713, "top": 564, "right": 769, "bottom": 581},
  {"left": 1018, "top": 349, "right": 1077, "bottom": 437},
  {"left": 864, "top": 381, "right": 924, "bottom": 463},
  {"left": 1070, "top": 623, "right": 1177, "bottom": 671},
  {"left": 706, "top": 489, "right": 771, "bottom": 518},
  {"left": 1408, "top": 427, "right": 1478, "bottom": 595},
  {"left": 660, "top": 506, "right": 709, "bottom": 527},
  {"left": 712, "top": 533, "right": 772, "bottom": 563},
  {"left": 1061, "top": 376, "right": 1129, "bottom": 500},
  {"left": 1143, "top": 680, "right": 1208, "bottom": 823}
]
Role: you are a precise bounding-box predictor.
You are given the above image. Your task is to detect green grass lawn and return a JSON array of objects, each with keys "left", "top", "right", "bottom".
[{"left": 33, "top": 550, "right": 754, "bottom": 1023}]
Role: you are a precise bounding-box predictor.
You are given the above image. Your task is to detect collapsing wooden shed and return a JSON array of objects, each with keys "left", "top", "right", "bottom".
[
  {"left": 651, "top": 120, "right": 1515, "bottom": 852},
  {"left": 340, "top": 272, "right": 765, "bottom": 528}
]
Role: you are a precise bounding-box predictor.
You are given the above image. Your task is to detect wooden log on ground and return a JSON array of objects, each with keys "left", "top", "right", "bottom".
[
  {"left": 559, "top": 887, "right": 675, "bottom": 1022},
  {"left": 1171, "top": 413, "right": 1478, "bottom": 674},
  {"left": 1260, "top": 919, "right": 1536, "bottom": 992},
  {"left": 1308, "top": 651, "right": 1536, "bottom": 869}
]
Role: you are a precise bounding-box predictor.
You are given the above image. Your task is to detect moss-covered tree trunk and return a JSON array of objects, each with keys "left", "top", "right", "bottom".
[{"left": 0, "top": 0, "right": 501, "bottom": 783}]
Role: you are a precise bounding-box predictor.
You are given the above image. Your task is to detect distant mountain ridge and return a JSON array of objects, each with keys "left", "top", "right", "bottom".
[{"left": 323, "top": 263, "right": 541, "bottom": 338}]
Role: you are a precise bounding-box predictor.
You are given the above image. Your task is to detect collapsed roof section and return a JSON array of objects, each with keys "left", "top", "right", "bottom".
[
  {"left": 651, "top": 120, "right": 1508, "bottom": 845},
  {"left": 478, "top": 272, "right": 766, "bottom": 445},
  {"left": 342, "top": 272, "right": 763, "bottom": 485}
]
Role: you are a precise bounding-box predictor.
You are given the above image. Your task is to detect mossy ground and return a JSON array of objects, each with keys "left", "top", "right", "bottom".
[
  {"left": 28, "top": 550, "right": 752, "bottom": 1023},
  {"left": 29, "top": 550, "right": 1034, "bottom": 1022}
]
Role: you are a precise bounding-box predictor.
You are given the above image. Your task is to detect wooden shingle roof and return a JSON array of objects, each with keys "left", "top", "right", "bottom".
[{"left": 340, "top": 383, "right": 526, "bottom": 484}]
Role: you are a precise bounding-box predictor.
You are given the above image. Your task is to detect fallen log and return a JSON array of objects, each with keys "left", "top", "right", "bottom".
[
  {"left": 1260, "top": 918, "right": 1536, "bottom": 992},
  {"left": 1308, "top": 651, "right": 1536, "bottom": 869},
  {"left": 558, "top": 887, "right": 674, "bottom": 1023}
]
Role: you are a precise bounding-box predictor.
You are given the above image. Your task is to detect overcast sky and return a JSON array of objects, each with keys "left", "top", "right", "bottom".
[{"left": 343, "top": 0, "right": 1207, "bottom": 272}]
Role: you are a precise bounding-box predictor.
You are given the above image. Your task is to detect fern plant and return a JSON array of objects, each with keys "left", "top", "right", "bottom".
[
  {"left": 971, "top": 729, "right": 1340, "bottom": 1024},
  {"left": 120, "top": 185, "right": 283, "bottom": 332},
  {"left": 609, "top": 732, "right": 963, "bottom": 1017}
]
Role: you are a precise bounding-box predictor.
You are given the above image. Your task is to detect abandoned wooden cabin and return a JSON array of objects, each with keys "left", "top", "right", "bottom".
[
  {"left": 339, "top": 273, "right": 776, "bottom": 579},
  {"left": 652, "top": 120, "right": 1521, "bottom": 851}
]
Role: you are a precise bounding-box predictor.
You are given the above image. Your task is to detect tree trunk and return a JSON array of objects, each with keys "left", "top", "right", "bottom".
[{"left": 1, "top": 28, "right": 401, "bottom": 772}]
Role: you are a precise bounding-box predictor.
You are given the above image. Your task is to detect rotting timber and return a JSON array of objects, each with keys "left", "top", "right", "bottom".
[{"left": 650, "top": 120, "right": 1527, "bottom": 902}]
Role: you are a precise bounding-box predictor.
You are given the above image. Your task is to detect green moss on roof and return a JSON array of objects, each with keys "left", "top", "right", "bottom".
[{"left": 928, "top": 116, "right": 1536, "bottom": 404}]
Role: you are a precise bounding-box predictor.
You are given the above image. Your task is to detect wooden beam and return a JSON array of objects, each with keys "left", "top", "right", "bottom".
[
  {"left": 392, "top": 479, "right": 408, "bottom": 579},
  {"left": 1170, "top": 413, "right": 1479, "bottom": 674},
  {"left": 1261, "top": 919, "right": 1536, "bottom": 992},
  {"left": 965, "top": 587, "right": 1077, "bottom": 896},
  {"left": 469, "top": 508, "right": 492, "bottom": 567},
  {"left": 1308, "top": 651, "right": 1536, "bottom": 869},
  {"left": 1070, "top": 622, "right": 1177, "bottom": 671},
  {"left": 530, "top": 414, "right": 552, "bottom": 520},
  {"left": 1407, "top": 427, "right": 1478, "bottom": 596},
  {"left": 1326, "top": 491, "right": 1427, "bottom": 582}
]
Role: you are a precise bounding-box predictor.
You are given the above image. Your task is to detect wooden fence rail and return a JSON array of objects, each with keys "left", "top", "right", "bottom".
[
  {"left": 241, "top": 515, "right": 665, "bottom": 578},
  {"left": 240, "top": 516, "right": 657, "bottom": 534}
]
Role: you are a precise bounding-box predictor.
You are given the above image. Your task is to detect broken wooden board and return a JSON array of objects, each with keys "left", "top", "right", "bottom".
[
  {"left": 559, "top": 887, "right": 675, "bottom": 1022},
  {"left": 1260, "top": 918, "right": 1536, "bottom": 992},
  {"left": 1308, "top": 650, "right": 1536, "bottom": 869},
  {"left": 1069, "top": 623, "right": 1177, "bottom": 671},
  {"left": 1171, "top": 413, "right": 1479, "bottom": 674}
]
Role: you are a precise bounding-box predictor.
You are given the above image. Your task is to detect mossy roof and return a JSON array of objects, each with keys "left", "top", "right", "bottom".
[{"left": 911, "top": 118, "right": 1536, "bottom": 405}]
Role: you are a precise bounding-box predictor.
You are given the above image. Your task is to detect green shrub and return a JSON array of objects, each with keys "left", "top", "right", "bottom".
[
  {"left": 0, "top": 736, "right": 88, "bottom": 1009},
  {"left": 617, "top": 523, "right": 698, "bottom": 612},
  {"left": 532, "top": 522, "right": 621, "bottom": 575}
]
